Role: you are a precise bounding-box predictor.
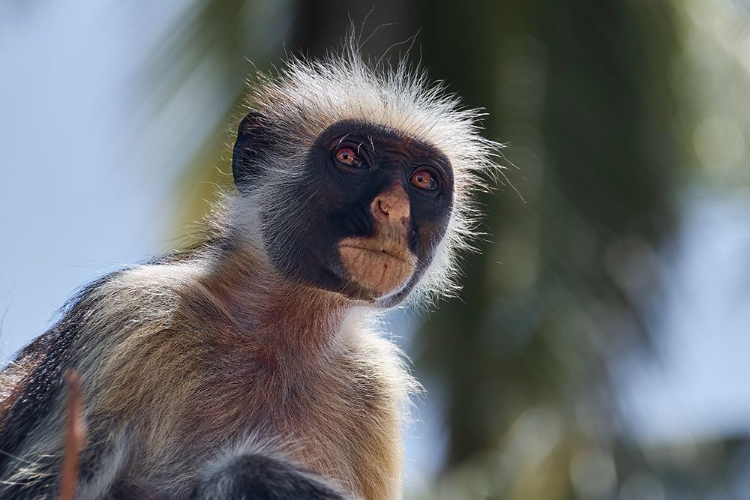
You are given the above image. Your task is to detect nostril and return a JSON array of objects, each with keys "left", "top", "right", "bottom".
[
  {"left": 370, "top": 185, "right": 410, "bottom": 224},
  {"left": 378, "top": 199, "right": 390, "bottom": 216}
]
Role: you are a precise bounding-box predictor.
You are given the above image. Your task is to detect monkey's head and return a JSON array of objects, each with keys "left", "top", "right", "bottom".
[{"left": 229, "top": 48, "right": 499, "bottom": 308}]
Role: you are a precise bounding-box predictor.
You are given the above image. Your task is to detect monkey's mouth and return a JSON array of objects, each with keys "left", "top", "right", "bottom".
[{"left": 337, "top": 238, "right": 416, "bottom": 297}]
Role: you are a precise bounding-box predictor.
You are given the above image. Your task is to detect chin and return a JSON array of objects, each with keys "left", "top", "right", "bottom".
[{"left": 336, "top": 239, "right": 417, "bottom": 305}]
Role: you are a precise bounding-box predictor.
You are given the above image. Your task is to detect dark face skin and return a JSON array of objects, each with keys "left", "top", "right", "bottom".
[{"left": 233, "top": 116, "right": 454, "bottom": 307}]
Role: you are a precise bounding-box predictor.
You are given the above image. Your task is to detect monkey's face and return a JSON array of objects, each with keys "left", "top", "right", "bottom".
[{"left": 236, "top": 117, "right": 454, "bottom": 307}]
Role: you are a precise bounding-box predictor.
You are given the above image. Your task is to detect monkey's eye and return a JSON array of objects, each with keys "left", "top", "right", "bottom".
[
  {"left": 410, "top": 169, "right": 439, "bottom": 191},
  {"left": 334, "top": 146, "right": 365, "bottom": 169}
]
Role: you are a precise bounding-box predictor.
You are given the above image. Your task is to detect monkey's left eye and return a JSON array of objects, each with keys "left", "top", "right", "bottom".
[
  {"left": 334, "top": 147, "right": 365, "bottom": 169},
  {"left": 410, "top": 169, "right": 439, "bottom": 191}
]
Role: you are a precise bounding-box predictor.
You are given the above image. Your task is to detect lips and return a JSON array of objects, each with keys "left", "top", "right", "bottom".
[
  {"left": 337, "top": 237, "right": 417, "bottom": 296},
  {"left": 338, "top": 244, "right": 411, "bottom": 264}
]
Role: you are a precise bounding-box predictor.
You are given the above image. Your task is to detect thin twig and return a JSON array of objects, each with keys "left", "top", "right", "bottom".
[{"left": 60, "top": 371, "right": 87, "bottom": 500}]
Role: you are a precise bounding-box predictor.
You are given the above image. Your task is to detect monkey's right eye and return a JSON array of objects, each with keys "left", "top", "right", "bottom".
[{"left": 334, "top": 147, "right": 365, "bottom": 169}]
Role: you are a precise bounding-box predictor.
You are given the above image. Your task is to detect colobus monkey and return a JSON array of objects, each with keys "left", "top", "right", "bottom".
[{"left": 0, "top": 43, "right": 499, "bottom": 499}]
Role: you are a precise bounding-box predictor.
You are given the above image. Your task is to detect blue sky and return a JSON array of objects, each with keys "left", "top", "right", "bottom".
[{"left": 0, "top": 1, "right": 194, "bottom": 359}]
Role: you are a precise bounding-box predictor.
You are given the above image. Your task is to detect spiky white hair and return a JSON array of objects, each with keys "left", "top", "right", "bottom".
[{"left": 234, "top": 43, "right": 502, "bottom": 304}]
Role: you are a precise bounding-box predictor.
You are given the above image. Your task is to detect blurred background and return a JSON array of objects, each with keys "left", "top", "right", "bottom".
[{"left": 2, "top": 0, "right": 750, "bottom": 498}]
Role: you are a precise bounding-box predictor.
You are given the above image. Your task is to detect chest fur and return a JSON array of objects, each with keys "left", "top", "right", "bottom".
[
  {"left": 229, "top": 353, "right": 405, "bottom": 500},
  {"left": 121, "top": 346, "right": 405, "bottom": 500},
  {"left": 284, "top": 362, "right": 404, "bottom": 500}
]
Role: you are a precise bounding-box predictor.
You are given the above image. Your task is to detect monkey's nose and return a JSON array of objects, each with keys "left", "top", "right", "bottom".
[{"left": 371, "top": 183, "right": 411, "bottom": 226}]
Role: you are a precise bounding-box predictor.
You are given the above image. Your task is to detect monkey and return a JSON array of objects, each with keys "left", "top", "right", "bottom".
[{"left": 0, "top": 43, "right": 498, "bottom": 499}]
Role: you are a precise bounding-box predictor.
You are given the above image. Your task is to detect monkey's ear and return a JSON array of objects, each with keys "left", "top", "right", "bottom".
[{"left": 232, "top": 112, "right": 274, "bottom": 193}]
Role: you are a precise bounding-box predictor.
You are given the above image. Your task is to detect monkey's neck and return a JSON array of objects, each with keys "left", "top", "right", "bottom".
[{"left": 201, "top": 244, "right": 351, "bottom": 356}]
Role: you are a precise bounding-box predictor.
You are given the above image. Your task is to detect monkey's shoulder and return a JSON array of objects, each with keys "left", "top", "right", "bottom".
[
  {"left": 61, "top": 261, "right": 228, "bottom": 351},
  {"left": 0, "top": 263, "right": 207, "bottom": 426},
  {"left": 0, "top": 268, "right": 138, "bottom": 470}
]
